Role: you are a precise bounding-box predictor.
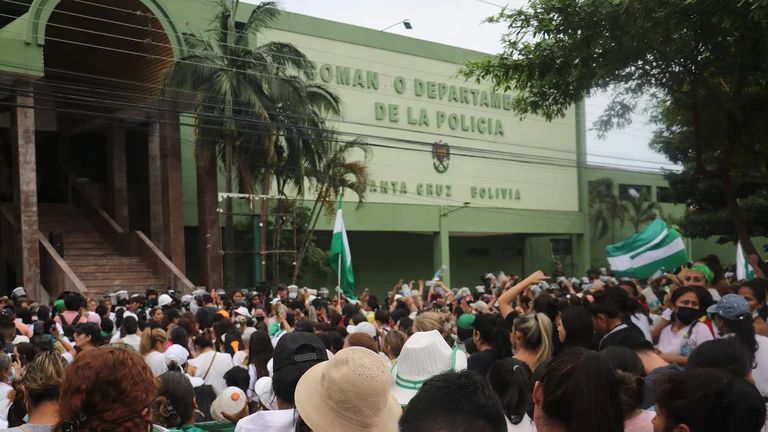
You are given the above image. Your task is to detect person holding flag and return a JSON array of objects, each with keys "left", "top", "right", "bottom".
[{"left": 330, "top": 190, "right": 356, "bottom": 303}]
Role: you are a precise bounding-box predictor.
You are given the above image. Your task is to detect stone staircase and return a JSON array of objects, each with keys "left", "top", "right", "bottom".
[{"left": 38, "top": 203, "right": 164, "bottom": 294}]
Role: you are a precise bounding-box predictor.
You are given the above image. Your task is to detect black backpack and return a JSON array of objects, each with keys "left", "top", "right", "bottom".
[{"left": 58, "top": 313, "right": 82, "bottom": 339}]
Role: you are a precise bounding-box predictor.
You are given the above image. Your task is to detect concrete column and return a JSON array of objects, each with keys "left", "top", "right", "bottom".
[
  {"left": 148, "top": 121, "right": 164, "bottom": 249},
  {"left": 575, "top": 100, "right": 591, "bottom": 276},
  {"left": 107, "top": 125, "right": 129, "bottom": 231},
  {"left": 10, "top": 82, "right": 41, "bottom": 300},
  {"left": 197, "top": 148, "right": 223, "bottom": 289},
  {"left": 433, "top": 218, "right": 451, "bottom": 288},
  {"left": 159, "top": 109, "right": 185, "bottom": 272}
]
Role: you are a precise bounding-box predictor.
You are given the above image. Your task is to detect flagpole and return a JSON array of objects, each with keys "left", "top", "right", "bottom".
[{"left": 337, "top": 187, "right": 343, "bottom": 304}]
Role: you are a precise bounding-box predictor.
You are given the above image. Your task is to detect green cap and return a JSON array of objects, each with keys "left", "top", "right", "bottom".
[
  {"left": 53, "top": 299, "right": 64, "bottom": 314},
  {"left": 457, "top": 313, "right": 476, "bottom": 330}
]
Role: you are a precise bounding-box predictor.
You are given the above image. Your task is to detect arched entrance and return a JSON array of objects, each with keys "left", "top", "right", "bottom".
[{"left": 2, "top": 0, "right": 188, "bottom": 297}]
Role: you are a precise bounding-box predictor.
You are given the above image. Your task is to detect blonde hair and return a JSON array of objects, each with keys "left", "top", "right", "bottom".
[
  {"left": 513, "top": 313, "right": 553, "bottom": 371},
  {"left": 413, "top": 311, "right": 447, "bottom": 333},
  {"left": 383, "top": 330, "right": 407, "bottom": 359},
  {"left": 140, "top": 328, "right": 167, "bottom": 356},
  {"left": 21, "top": 350, "right": 67, "bottom": 406}
]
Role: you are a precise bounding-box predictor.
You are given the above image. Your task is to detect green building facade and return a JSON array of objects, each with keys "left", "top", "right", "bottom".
[{"left": 0, "top": 0, "right": 761, "bottom": 298}]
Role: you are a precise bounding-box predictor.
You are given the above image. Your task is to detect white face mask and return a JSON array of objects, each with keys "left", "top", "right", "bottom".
[{"left": 753, "top": 310, "right": 761, "bottom": 319}]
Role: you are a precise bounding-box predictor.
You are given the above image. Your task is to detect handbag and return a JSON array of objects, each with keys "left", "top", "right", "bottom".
[{"left": 193, "top": 352, "right": 218, "bottom": 422}]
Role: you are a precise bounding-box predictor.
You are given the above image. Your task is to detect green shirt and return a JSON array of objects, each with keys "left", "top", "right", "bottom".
[{"left": 168, "top": 425, "right": 206, "bottom": 432}]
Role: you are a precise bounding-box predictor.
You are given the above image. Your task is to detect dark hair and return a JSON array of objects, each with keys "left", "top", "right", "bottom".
[
  {"left": 699, "top": 255, "right": 725, "bottom": 285},
  {"left": 488, "top": 358, "right": 532, "bottom": 426},
  {"left": 224, "top": 366, "right": 250, "bottom": 394},
  {"left": 177, "top": 317, "right": 196, "bottom": 339},
  {"left": 247, "top": 331, "right": 273, "bottom": 378},
  {"left": 100, "top": 317, "right": 114, "bottom": 335},
  {"left": 559, "top": 307, "right": 599, "bottom": 351},
  {"left": 599, "top": 346, "right": 645, "bottom": 418},
  {"left": 153, "top": 371, "right": 195, "bottom": 428},
  {"left": 284, "top": 310, "right": 295, "bottom": 329},
  {"left": 37, "top": 305, "right": 50, "bottom": 322},
  {"left": 397, "top": 317, "right": 414, "bottom": 337},
  {"left": 75, "top": 323, "right": 104, "bottom": 347},
  {"left": 294, "top": 320, "right": 315, "bottom": 333},
  {"left": 349, "top": 313, "right": 367, "bottom": 325},
  {"left": 15, "top": 307, "right": 32, "bottom": 325},
  {"left": 122, "top": 316, "right": 139, "bottom": 337},
  {"left": 589, "top": 287, "right": 632, "bottom": 319},
  {"left": 716, "top": 313, "right": 757, "bottom": 366},
  {"left": 400, "top": 370, "right": 507, "bottom": 432},
  {"left": 223, "top": 332, "right": 244, "bottom": 357},
  {"left": 327, "top": 331, "right": 344, "bottom": 354},
  {"left": 688, "top": 338, "right": 751, "bottom": 379},
  {"left": 390, "top": 309, "right": 407, "bottom": 326},
  {"left": 473, "top": 313, "right": 512, "bottom": 359},
  {"left": 540, "top": 348, "right": 624, "bottom": 432},
  {"left": 161, "top": 309, "right": 181, "bottom": 329},
  {"left": 169, "top": 327, "right": 188, "bottom": 350},
  {"left": 63, "top": 294, "right": 80, "bottom": 312},
  {"left": 532, "top": 293, "right": 559, "bottom": 323},
  {"left": 656, "top": 368, "right": 765, "bottom": 432},
  {"left": 374, "top": 310, "right": 390, "bottom": 325},
  {"left": 14, "top": 342, "right": 38, "bottom": 366},
  {"left": 739, "top": 279, "right": 768, "bottom": 320},
  {"left": 193, "top": 330, "right": 214, "bottom": 349}
]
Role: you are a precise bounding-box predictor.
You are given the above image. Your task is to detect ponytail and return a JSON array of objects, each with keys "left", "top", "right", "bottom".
[
  {"left": 513, "top": 313, "right": 553, "bottom": 371},
  {"left": 541, "top": 348, "right": 624, "bottom": 432},
  {"left": 140, "top": 328, "right": 167, "bottom": 356},
  {"left": 488, "top": 358, "right": 532, "bottom": 425},
  {"left": 721, "top": 314, "right": 758, "bottom": 366}
]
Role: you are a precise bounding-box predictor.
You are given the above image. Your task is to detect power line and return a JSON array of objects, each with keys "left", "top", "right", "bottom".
[
  {"left": 2, "top": 78, "right": 675, "bottom": 173},
  {"left": 0, "top": 0, "right": 656, "bottom": 132}
]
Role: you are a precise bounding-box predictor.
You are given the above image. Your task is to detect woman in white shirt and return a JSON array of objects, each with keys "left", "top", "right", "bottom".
[
  {"left": 188, "top": 331, "right": 233, "bottom": 395},
  {"left": 0, "top": 354, "right": 14, "bottom": 420},
  {"left": 488, "top": 358, "right": 536, "bottom": 432},
  {"left": 619, "top": 280, "right": 654, "bottom": 342},
  {"left": 656, "top": 286, "right": 713, "bottom": 365},
  {"left": 140, "top": 327, "right": 168, "bottom": 377}
]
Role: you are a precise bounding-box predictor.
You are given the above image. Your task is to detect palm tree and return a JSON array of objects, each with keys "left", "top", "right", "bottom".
[
  {"left": 588, "top": 177, "right": 627, "bottom": 241},
  {"left": 291, "top": 138, "right": 371, "bottom": 283},
  {"left": 163, "top": 0, "right": 341, "bottom": 288},
  {"left": 624, "top": 189, "right": 664, "bottom": 233}
]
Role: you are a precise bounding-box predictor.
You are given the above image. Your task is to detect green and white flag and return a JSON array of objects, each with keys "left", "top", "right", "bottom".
[
  {"left": 736, "top": 241, "right": 755, "bottom": 281},
  {"left": 606, "top": 219, "right": 689, "bottom": 279},
  {"left": 330, "top": 193, "right": 356, "bottom": 301}
]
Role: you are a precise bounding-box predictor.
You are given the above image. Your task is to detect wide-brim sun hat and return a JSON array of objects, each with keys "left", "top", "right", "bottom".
[
  {"left": 389, "top": 330, "right": 467, "bottom": 406},
  {"left": 295, "top": 347, "right": 401, "bottom": 432}
]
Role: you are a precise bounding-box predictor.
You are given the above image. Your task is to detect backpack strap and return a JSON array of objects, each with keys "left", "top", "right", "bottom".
[
  {"left": 203, "top": 352, "right": 217, "bottom": 381},
  {"left": 684, "top": 320, "right": 698, "bottom": 338},
  {"left": 72, "top": 313, "right": 82, "bottom": 326}
]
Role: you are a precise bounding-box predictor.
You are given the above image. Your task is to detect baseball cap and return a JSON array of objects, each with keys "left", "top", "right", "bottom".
[
  {"left": 471, "top": 301, "right": 489, "bottom": 313},
  {"left": 272, "top": 332, "right": 328, "bottom": 374},
  {"left": 347, "top": 321, "right": 377, "bottom": 337},
  {"left": 164, "top": 344, "right": 189, "bottom": 369},
  {"left": 201, "top": 293, "right": 214, "bottom": 304},
  {"left": 0, "top": 308, "right": 13, "bottom": 319},
  {"left": 707, "top": 294, "right": 750, "bottom": 320},
  {"left": 457, "top": 313, "right": 476, "bottom": 330}
]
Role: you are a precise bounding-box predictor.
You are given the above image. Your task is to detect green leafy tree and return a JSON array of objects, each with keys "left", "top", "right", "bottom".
[
  {"left": 163, "top": 0, "right": 342, "bottom": 288},
  {"left": 460, "top": 0, "right": 768, "bottom": 270}
]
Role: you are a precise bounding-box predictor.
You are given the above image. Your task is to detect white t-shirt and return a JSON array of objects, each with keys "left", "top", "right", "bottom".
[
  {"left": 145, "top": 351, "right": 168, "bottom": 377},
  {"left": 117, "top": 334, "right": 142, "bottom": 352},
  {"left": 656, "top": 322, "right": 713, "bottom": 356},
  {"left": 235, "top": 409, "right": 298, "bottom": 432},
  {"left": 631, "top": 313, "right": 653, "bottom": 342},
  {"left": 271, "top": 330, "right": 287, "bottom": 348},
  {"left": 188, "top": 350, "right": 233, "bottom": 395},
  {"left": 0, "top": 381, "right": 12, "bottom": 419},
  {"left": 752, "top": 335, "right": 768, "bottom": 397},
  {"left": 506, "top": 414, "right": 535, "bottom": 431}
]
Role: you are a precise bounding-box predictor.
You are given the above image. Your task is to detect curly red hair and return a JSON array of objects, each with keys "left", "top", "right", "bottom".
[{"left": 55, "top": 347, "right": 158, "bottom": 432}]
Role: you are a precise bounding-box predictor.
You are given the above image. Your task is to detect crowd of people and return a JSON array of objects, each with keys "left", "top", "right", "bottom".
[{"left": 0, "top": 254, "right": 766, "bottom": 431}]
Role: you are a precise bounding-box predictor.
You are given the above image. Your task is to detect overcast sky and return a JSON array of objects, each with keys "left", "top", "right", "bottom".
[{"left": 261, "top": 0, "right": 676, "bottom": 172}]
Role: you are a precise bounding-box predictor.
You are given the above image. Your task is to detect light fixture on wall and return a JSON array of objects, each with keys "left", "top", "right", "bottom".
[{"left": 381, "top": 19, "right": 413, "bottom": 32}]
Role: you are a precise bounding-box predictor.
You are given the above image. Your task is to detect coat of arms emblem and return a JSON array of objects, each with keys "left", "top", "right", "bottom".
[{"left": 433, "top": 140, "right": 450, "bottom": 174}]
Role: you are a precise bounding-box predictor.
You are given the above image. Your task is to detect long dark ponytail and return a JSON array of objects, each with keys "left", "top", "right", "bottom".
[{"left": 488, "top": 358, "right": 532, "bottom": 425}]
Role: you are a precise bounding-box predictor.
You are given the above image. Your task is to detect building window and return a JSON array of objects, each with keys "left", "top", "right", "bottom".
[
  {"left": 467, "top": 248, "right": 490, "bottom": 257},
  {"left": 619, "top": 184, "right": 651, "bottom": 200},
  {"left": 551, "top": 239, "right": 572, "bottom": 256},
  {"left": 657, "top": 187, "right": 675, "bottom": 203}
]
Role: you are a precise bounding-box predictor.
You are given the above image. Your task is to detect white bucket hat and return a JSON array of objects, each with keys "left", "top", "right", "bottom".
[
  {"left": 347, "top": 321, "right": 377, "bottom": 338},
  {"left": 234, "top": 306, "right": 250, "bottom": 317},
  {"left": 254, "top": 376, "right": 279, "bottom": 410},
  {"left": 389, "top": 330, "right": 467, "bottom": 406}
]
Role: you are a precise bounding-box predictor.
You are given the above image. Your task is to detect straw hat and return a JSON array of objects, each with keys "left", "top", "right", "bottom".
[
  {"left": 295, "top": 347, "right": 401, "bottom": 432},
  {"left": 390, "top": 330, "right": 467, "bottom": 406}
]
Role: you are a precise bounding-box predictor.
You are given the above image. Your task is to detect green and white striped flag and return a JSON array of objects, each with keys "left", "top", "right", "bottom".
[
  {"left": 606, "top": 219, "right": 689, "bottom": 279},
  {"left": 736, "top": 241, "right": 755, "bottom": 281},
  {"left": 330, "top": 192, "right": 356, "bottom": 301}
]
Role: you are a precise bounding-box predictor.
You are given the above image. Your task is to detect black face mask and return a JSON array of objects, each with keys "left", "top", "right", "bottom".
[
  {"left": 255, "top": 316, "right": 265, "bottom": 322},
  {"left": 676, "top": 307, "right": 701, "bottom": 325}
]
